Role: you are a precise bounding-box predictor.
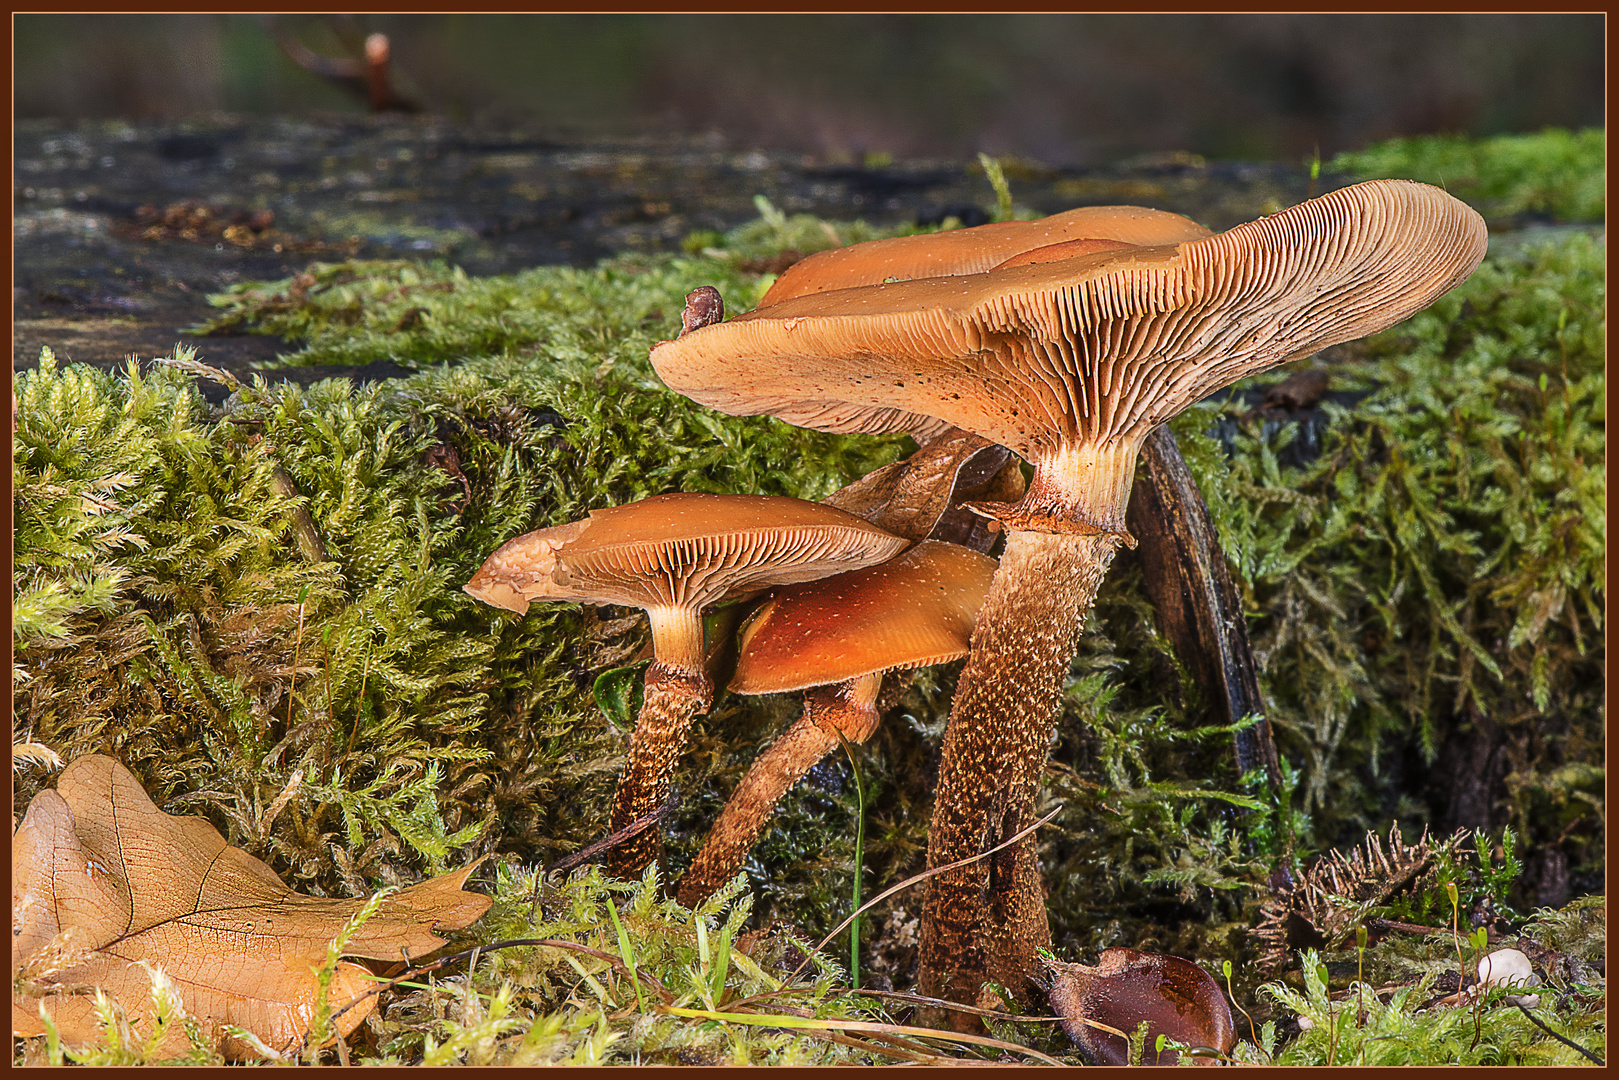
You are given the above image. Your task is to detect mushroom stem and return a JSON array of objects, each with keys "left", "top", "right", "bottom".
[
  {"left": 918, "top": 528, "right": 1122, "bottom": 1022},
  {"left": 607, "top": 662, "right": 713, "bottom": 880},
  {"left": 644, "top": 606, "right": 708, "bottom": 677},
  {"left": 676, "top": 673, "right": 883, "bottom": 907},
  {"left": 973, "top": 438, "right": 1145, "bottom": 538},
  {"left": 675, "top": 710, "right": 838, "bottom": 907},
  {"left": 807, "top": 671, "right": 884, "bottom": 743}
]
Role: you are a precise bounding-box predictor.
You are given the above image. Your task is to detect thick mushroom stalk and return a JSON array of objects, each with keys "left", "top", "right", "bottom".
[
  {"left": 648, "top": 179, "right": 1489, "bottom": 1012},
  {"left": 608, "top": 605, "right": 713, "bottom": 876},
  {"left": 464, "top": 492, "right": 904, "bottom": 881},
  {"left": 921, "top": 530, "right": 1119, "bottom": 1013}
]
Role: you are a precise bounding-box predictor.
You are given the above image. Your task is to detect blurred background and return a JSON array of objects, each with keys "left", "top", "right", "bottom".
[{"left": 14, "top": 13, "right": 1605, "bottom": 163}]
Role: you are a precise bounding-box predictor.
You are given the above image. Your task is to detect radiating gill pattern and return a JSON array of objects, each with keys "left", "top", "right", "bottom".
[
  {"left": 946, "top": 179, "right": 1486, "bottom": 455},
  {"left": 767, "top": 400, "right": 951, "bottom": 439},
  {"left": 559, "top": 526, "right": 905, "bottom": 608},
  {"left": 651, "top": 180, "right": 1485, "bottom": 490}
]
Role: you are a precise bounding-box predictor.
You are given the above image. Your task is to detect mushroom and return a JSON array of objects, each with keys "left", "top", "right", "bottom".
[
  {"left": 758, "top": 204, "right": 1214, "bottom": 307},
  {"left": 675, "top": 540, "right": 997, "bottom": 906},
  {"left": 649, "top": 180, "right": 1488, "bottom": 1010},
  {"left": 464, "top": 492, "right": 907, "bottom": 879}
]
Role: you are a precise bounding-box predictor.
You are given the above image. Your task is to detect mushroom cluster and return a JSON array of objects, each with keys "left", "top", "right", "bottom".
[
  {"left": 676, "top": 539, "right": 998, "bottom": 907},
  {"left": 648, "top": 180, "right": 1488, "bottom": 1015},
  {"left": 467, "top": 181, "right": 1487, "bottom": 1027},
  {"left": 465, "top": 492, "right": 906, "bottom": 877}
]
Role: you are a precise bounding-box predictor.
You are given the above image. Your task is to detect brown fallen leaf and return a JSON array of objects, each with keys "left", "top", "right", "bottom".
[
  {"left": 12, "top": 754, "right": 491, "bottom": 1060},
  {"left": 822, "top": 426, "right": 1025, "bottom": 553},
  {"left": 1045, "top": 948, "right": 1235, "bottom": 1066}
]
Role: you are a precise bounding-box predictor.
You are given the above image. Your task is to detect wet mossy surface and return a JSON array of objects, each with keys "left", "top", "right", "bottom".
[{"left": 13, "top": 128, "right": 1603, "bottom": 1064}]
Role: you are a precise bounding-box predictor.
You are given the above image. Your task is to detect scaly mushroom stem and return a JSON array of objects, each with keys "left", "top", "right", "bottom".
[
  {"left": 807, "top": 671, "right": 885, "bottom": 743},
  {"left": 675, "top": 710, "right": 836, "bottom": 907},
  {"left": 608, "top": 662, "right": 713, "bottom": 880},
  {"left": 676, "top": 674, "right": 882, "bottom": 907},
  {"left": 608, "top": 605, "right": 711, "bottom": 879},
  {"left": 918, "top": 528, "right": 1122, "bottom": 1023}
]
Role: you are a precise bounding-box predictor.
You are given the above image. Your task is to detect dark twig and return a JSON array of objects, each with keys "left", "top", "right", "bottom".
[
  {"left": 266, "top": 16, "right": 420, "bottom": 113},
  {"left": 547, "top": 790, "right": 682, "bottom": 877},
  {"left": 809, "top": 985, "right": 1064, "bottom": 1024},
  {"left": 1514, "top": 1002, "right": 1605, "bottom": 1066},
  {"left": 1365, "top": 916, "right": 1448, "bottom": 937}
]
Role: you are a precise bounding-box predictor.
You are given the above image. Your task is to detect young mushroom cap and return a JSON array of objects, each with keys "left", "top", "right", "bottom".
[
  {"left": 465, "top": 492, "right": 908, "bottom": 624},
  {"left": 652, "top": 179, "right": 1489, "bottom": 535},
  {"left": 730, "top": 540, "right": 997, "bottom": 695},
  {"left": 759, "top": 204, "right": 1213, "bottom": 307}
]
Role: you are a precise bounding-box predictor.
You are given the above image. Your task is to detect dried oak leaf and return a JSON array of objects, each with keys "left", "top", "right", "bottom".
[{"left": 12, "top": 754, "right": 491, "bottom": 1060}]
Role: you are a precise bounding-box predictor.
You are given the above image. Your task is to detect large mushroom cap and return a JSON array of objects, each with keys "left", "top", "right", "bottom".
[
  {"left": 759, "top": 204, "right": 1213, "bottom": 307},
  {"left": 464, "top": 492, "right": 907, "bottom": 615},
  {"left": 652, "top": 180, "right": 1488, "bottom": 459},
  {"left": 730, "top": 540, "right": 997, "bottom": 694}
]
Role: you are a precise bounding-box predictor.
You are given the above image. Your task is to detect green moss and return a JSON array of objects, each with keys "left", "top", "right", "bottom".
[
  {"left": 365, "top": 868, "right": 898, "bottom": 1065},
  {"left": 13, "top": 335, "right": 908, "bottom": 893},
  {"left": 1332, "top": 127, "right": 1604, "bottom": 222},
  {"left": 1231, "top": 233, "right": 1603, "bottom": 861},
  {"left": 194, "top": 256, "right": 764, "bottom": 372},
  {"left": 1250, "top": 937, "right": 1606, "bottom": 1066}
]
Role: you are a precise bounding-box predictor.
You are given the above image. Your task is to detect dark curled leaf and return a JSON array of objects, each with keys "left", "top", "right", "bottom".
[
  {"left": 593, "top": 661, "right": 649, "bottom": 732},
  {"left": 1045, "top": 948, "right": 1235, "bottom": 1067}
]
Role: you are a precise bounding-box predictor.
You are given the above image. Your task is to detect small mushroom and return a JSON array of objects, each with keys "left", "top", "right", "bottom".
[
  {"left": 651, "top": 179, "right": 1489, "bottom": 1011},
  {"left": 1045, "top": 948, "right": 1236, "bottom": 1067},
  {"left": 465, "top": 492, "right": 906, "bottom": 879},
  {"left": 675, "top": 540, "right": 996, "bottom": 906}
]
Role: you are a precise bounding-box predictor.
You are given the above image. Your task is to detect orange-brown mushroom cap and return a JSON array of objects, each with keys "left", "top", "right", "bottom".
[
  {"left": 730, "top": 540, "right": 997, "bottom": 695},
  {"left": 465, "top": 492, "right": 908, "bottom": 616},
  {"left": 650, "top": 180, "right": 1488, "bottom": 532},
  {"left": 758, "top": 204, "right": 1213, "bottom": 307}
]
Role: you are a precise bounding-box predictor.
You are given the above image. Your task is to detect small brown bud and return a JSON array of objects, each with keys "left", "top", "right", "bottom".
[{"left": 679, "top": 286, "right": 724, "bottom": 337}]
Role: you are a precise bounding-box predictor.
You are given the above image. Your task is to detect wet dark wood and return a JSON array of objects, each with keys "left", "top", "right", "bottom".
[
  {"left": 15, "top": 115, "right": 1343, "bottom": 403},
  {"left": 1126, "top": 426, "right": 1283, "bottom": 788}
]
